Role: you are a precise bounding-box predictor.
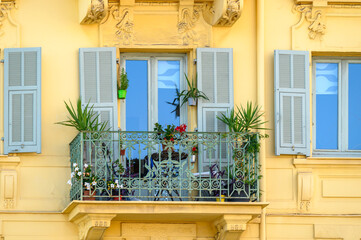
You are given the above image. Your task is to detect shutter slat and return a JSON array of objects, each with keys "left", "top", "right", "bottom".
[
  {"left": 9, "top": 52, "right": 21, "bottom": 87},
  {"left": 24, "top": 51, "right": 37, "bottom": 86},
  {"left": 4, "top": 48, "right": 41, "bottom": 154},
  {"left": 275, "top": 50, "right": 310, "bottom": 156},
  {"left": 216, "top": 52, "right": 230, "bottom": 104},
  {"left": 11, "top": 93, "right": 22, "bottom": 142},
  {"left": 24, "top": 93, "right": 34, "bottom": 142}
]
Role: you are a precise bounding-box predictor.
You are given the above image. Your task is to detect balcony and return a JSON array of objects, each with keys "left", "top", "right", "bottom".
[
  {"left": 68, "top": 131, "right": 260, "bottom": 202},
  {"left": 64, "top": 131, "right": 266, "bottom": 239}
]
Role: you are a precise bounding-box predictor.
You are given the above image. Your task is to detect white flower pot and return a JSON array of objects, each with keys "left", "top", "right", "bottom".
[{"left": 188, "top": 98, "right": 197, "bottom": 106}]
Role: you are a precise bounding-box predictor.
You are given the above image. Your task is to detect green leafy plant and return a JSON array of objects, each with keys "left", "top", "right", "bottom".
[
  {"left": 118, "top": 68, "right": 129, "bottom": 91},
  {"left": 179, "top": 74, "right": 209, "bottom": 107},
  {"left": 217, "top": 101, "right": 268, "bottom": 133},
  {"left": 56, "top": 98, "right": 109, "bottom": 132}
]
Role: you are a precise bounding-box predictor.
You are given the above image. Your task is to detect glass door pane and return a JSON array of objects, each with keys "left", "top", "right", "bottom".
[
  {"left": 348, "top": 63, "right": 361, "bottom": 150},
  {"left": 315, "top": 62, "right": 338, "bottom": 150},
  {"left": 126, "top": 60, "right": 148, "bottom": 131},
  {"left": 157, "top": 60, "right": 180, "bottom": 127}
]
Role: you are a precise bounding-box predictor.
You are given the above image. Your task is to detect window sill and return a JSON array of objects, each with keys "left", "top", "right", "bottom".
[{"left": 293, "top": 157, "right": 361, "bottom": 168}]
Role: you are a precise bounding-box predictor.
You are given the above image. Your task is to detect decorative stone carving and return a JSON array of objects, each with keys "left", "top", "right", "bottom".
[
  {"left": 81, "top": 0, "right": 107, "bottom": 24},
  {"left": 213, "top": 215, "right": 252, "bottom": 240},
  {"left": 111, "top": 5, "right": 134, "bottom": 45},
  {"left": 0, "top": 2, "right": 16, "bottom": 36},
  {"left": 294, "top": 5, "right": 326, "bottom": 39},
  {"left": 74, "top": 214, "right": 116, "bottom": 240},
  {"left": 178, "top": 6, "right": 202, "bottom": 45},
  {"left": 203, "top": 0, "right": 243, "bottom": 26}
]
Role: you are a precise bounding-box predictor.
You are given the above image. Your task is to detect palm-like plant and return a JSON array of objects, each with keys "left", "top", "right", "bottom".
[
  {"left": 179, "top": 74, "right": 209, "bottom": 107},
  {"left": 56, "top": 98, "right": 109, "bottom": 132},
  {"left": 217, "top": 101, "right": 267, "bottom": 133}
]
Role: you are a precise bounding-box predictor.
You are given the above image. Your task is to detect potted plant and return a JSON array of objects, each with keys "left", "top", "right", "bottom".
[
  {"left": 56, "top": 98, "right": 109, "bottom": 132},
  {"left": 67, "top": 162, "right": 97, "bottom": 200},
  {"left": 210, "top": 163, "right": 227, "bottom": 202},
  {"left": 217, "top": 101, "right": 268, "bottom": 202},
  {"left": 118, "top": 68, "right": 129, "bottom": 99},
  {"left": 179, "top": 74, "right": 209, "bottom": 106}
]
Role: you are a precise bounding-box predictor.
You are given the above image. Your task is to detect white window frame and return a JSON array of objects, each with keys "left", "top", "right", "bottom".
[
  {"left": 312, "top": 57, "right": 361, "bottom": 156},
  {"left": 120, "top": 53, "right": 188, "bottom": 130}
]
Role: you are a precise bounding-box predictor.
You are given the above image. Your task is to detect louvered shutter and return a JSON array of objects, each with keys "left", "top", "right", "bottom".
[
  {"left": 197, "top": 48, "right": 233, "bottom": 132},
  {"left": 4, "top": 48, "right": 41, "bottom": 154},
  {"left": 79, "top": 48, "right": 117, "bottom": 131},
  {"left": 197, "top": 48, "right": 233, "bottom": 171},
  {"left": 274, "top": 50, "right": 310, "bottom": 156}
]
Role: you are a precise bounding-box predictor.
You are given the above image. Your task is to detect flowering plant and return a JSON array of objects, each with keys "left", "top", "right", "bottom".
[
  {"left": 191, "top": 146, "right": 198, "bottom": 155},
  {"left": 153, "top": 123, "right": 187, "bottom": 141},
  {"left": 67, "top": 162, "right": 97, "bottom": 190},
  {"left": 107, "top": 179, "right": 123, "bottom": 190}
]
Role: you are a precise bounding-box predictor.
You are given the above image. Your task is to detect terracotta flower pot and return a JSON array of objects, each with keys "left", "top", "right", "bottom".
[{"left": 83, "top": 189, "right": 95, "bottom": 201}]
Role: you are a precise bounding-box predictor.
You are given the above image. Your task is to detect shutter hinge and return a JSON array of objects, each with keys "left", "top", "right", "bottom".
[
  {"left": 0, "top": 59, "right": 4, "bottom": 63},
  {"left": 116, "top": 58, "right": 120, "bottom": 64},
  {"left": 193, "top": 59, "right": 197, "bottom": 65},
  {"left": 1, "top": 137, "right": 4, "bottom": 141}
]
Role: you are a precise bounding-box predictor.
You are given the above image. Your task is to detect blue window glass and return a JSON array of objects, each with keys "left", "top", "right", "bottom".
[
  {"left": 348, "top": 63, "right": 361, "bottom": 150},
  {"left": 157, "top": 60, "right": 180, "bottom": 127},
  {"left": 126, "top": 60, "right": 148, "bottom": 131},
  {"left": 315, "top": 63, "right": 338, "bottom": 150}
]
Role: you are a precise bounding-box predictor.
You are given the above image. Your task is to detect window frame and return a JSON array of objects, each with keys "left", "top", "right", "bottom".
[
  {"left": 312, "top": 57, "right": 361, "bottom": 157},
  {"left": 120, "top": 53, "right": 188, "bottom": 131}
]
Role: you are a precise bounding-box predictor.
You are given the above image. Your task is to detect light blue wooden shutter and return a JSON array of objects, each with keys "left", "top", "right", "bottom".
[
  {"left": 274, "top": 50, "right": 310, "bottom": 156},
  {"left": 197, "top": 48, "right": 233, "bottom": 132},
  {"left": 79, "top": 48, "right": 118, "bottom": 131},
  {"left": 197, "top": 48, "right": 233, "bottom": 171},
  {"left": 4, "top": 48, "right": 41, "bottom": 154}
]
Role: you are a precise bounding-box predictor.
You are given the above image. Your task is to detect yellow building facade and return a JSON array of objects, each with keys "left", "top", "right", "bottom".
[{"left": 0, "top": 0, "right": 360, "bottom": 239}]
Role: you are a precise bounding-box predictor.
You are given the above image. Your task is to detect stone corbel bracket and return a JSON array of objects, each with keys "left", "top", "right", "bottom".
[
  {"left": 213, "top": 215, "right": 252, "bottom": 240},
  {"left": 74, "top": 214, "right": 116, "bottom": 240},
  {"left": 203, "top": 0, "right": 244, "bottom": 26},
  {"left": 298, "top": 171, "right": 313, "bottom": 211},
  {"left": 79, "top": 0, "right": 108, "bottom": 24},
  {"left": 0, "top": 157, "right": 20, "bottom": 209},
  {"left": 293, "top": 3, "right": 326, "bottom": 40}
]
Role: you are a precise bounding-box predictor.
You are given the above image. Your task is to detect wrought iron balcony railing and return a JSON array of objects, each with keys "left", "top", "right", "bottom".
[{"left": 69, "top": 131, "right": 260, "bottom": 202}]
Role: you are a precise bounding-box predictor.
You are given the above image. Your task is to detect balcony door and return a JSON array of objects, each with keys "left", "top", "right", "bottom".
[{"left": 121, "top": 54, "right": 187, "bottom": 131}]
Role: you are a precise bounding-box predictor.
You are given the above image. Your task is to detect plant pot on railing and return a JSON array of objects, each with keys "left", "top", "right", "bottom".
[{"left": 111, "top": 189, "right": 122, "bottom": 201}]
